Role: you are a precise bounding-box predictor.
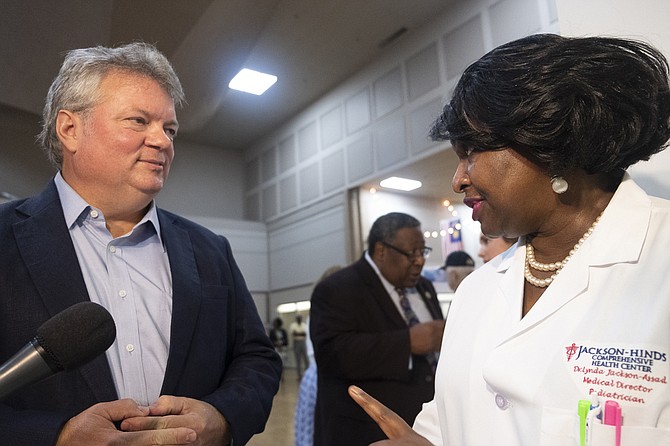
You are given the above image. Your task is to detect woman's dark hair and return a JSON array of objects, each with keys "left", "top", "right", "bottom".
[{"left": 430, "top": 33, "right": 670, "bottom": 176}]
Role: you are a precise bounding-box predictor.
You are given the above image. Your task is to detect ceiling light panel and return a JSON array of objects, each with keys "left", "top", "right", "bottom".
[
  {"left": 229, "top": 68, "right": 277, "bottom": 95},
  {"left": 379, "top": 176, "right": 422, "bottom": 191}
]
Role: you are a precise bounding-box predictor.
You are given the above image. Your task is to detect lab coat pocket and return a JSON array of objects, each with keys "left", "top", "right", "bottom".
[
  {"left": 590, "top": 422, "right": 670, "bottom": 446},
  {"left": 540, "top": 406, "right": 579, "bottom": 446}
]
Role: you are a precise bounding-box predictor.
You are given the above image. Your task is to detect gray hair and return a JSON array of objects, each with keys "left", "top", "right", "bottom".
[
  {"left": 367, "top": 212, "right": 421, "bottom": 255},
  {"left": 37, "top": 41, "right": 185, "bottom": 168}
]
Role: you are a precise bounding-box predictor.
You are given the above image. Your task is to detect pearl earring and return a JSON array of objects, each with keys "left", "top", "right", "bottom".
[{"left": 551, "top": 176, "right": 569, "bottom": 194}]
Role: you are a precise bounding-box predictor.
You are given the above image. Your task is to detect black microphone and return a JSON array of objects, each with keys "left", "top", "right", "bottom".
[{"left": 0, "top": 301, "right": 116, "bottom": 400}]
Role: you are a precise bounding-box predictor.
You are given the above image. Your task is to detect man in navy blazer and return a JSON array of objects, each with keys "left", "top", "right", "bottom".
[
  {"left": 310, "top": 212, "right": 445, "bottom": 446},
  {"left": 0, "top": 42, "right": 281, "bottom": 445}
]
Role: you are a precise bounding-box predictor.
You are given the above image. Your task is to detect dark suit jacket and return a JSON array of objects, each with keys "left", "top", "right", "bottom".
[
  {"left": 310, "top": 256, "right": 443, "bottom": 446},
  {"left": 0, "top": 180, "right": 282, "bottom": 445}
]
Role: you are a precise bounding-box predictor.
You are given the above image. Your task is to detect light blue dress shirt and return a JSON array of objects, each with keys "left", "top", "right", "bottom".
[{"left": 54, "top": 172, "right": 172, "bottom": 405}]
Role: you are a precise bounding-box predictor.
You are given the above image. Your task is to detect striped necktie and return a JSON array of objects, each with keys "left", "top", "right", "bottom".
[
  {"left": 396, "top": 287, "right": 438, "bottom": 374},
  {"left": 396, "top": 287, "right": 420, "bottom": 326}
]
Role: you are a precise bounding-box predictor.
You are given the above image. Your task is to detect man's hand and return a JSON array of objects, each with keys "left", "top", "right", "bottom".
[
  {"left": 409, "top": 320, "right": 445, "bottom": 355},
  {"left": 121, "top": 395, "right": 231, "bottom": 446},
  {"left": 56, "top": 398, "right": 197, "bottom": 445},
  {"left": 348, "top": 386, "right": 433, "bottom": 445}
]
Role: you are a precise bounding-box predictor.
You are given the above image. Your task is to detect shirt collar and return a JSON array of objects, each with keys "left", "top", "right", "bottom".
[
  {"left": 54, "top": 172, "right": 163, "bottom": 243},
  {"left": 364, "top": 250, "right": 415, "bottom": 295}
]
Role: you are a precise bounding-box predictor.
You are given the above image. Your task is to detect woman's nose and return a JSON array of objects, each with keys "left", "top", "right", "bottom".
[{"left": 451, "top": 161, "right": 469, "bottom": 193}]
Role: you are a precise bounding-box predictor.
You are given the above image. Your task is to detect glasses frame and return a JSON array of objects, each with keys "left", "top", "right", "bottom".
[{"left": 381, "top": 241, "right": 432, "bottom": 261}]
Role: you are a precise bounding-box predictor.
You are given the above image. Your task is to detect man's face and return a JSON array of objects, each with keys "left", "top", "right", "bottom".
[
  {"left": 374, "top": 227, "right": 427, "bottom": 288},
  {"left": 478, "top": 233, "right": 516, "bottom": 263},
  {"left": 60, "top": 70, "right": 178, "bottom": 206}
]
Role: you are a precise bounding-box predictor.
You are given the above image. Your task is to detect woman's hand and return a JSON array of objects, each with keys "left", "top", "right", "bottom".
[{"left": 348, "top": 385, "right": 433, "bottom": 445}]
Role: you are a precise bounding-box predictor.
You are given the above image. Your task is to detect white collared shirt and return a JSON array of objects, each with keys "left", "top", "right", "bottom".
[{"left": 364, "top": 251, "right": 433, "bottom": 324}]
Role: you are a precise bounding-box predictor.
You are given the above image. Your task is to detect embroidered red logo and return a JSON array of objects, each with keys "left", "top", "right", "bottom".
[{"left": 566, "top": 343, "right": 579, "bottom": 362}]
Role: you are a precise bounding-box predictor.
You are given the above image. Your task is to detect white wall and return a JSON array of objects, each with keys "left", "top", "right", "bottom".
[
  {"left": 158, "top": 140, "right": 246, "bottom": 219},
  {"left": 256, "top": 0, "right": 560, "bottom": 314},
  {"left": 245, "top": 0, "right": 560, "bottom": 224},
  {"left": 557, "top": 0, "right": 670, "bottom": 199},
  {"left": 268, "top": 194, "right": 349, "bottom": 291},
  {"left": 0, "top": 105, "right": 56, "bottom": 198}
]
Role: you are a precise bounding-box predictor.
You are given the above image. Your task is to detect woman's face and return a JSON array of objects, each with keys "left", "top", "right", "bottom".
[{"left": 451, "top": 144, "right": 555, "bottom": 239}]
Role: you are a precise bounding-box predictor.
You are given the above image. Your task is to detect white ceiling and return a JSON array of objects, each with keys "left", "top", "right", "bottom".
[{"left": 1, "top": 0, "right": 458, "bottom": 199}]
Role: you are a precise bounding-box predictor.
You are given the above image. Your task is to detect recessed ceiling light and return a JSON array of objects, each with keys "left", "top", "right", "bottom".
[
  {"left": 228, "top": 68, "right": 277, "bottom": 95},
  {"left": 379, "top": 176, "right": 422, "bottom": 191}
]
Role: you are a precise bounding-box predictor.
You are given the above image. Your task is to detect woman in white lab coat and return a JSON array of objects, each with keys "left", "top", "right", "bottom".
[{"left": 348, "top": 33, "right": 670, "bottom": 446}]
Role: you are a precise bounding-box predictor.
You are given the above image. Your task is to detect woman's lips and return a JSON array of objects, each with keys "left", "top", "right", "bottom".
[{"left": 463, "top": 197, "right": 484, "bottom": 221}]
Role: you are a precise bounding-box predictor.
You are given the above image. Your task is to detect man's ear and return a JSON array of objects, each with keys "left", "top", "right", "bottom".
[
  {"left": 372, "top": 241, "right": 385, "bottom": 260},
  {"left": 55, "top": 110, "right": 81, "bottom": 154}
]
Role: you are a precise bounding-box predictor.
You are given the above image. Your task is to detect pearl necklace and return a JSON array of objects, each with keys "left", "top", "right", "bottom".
[{"left": 524, "top": 212, "right": 603, "bottom": 288}]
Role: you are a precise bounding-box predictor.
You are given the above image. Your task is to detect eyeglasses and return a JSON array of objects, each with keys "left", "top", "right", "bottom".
[{"left": 381, "top": 242, "right": 432, "bottom": 261}]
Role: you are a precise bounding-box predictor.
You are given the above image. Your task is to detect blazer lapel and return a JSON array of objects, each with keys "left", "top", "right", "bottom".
[
  {"left": 158, "top": 211, "right": 202, "bottom": 394},
  {"left": 13, "top": 181, "right": 117, "bottom": 401},
  {"left": 14, "top": 183, "right": 89, "bottom": 314},
  {"left": 416, "top": 279, "right": 442, "bottom": 320},
  {"left": 354, "top": 257, "right": 407, "bottom": 329}
]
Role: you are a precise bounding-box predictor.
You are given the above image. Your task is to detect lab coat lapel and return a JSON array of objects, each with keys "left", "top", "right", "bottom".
[
  {"left": 498, "top": 174, "right": 650, "bottom": 343},
  {"left": 158, "top": 211, "right": 202, "bottom": 394}
]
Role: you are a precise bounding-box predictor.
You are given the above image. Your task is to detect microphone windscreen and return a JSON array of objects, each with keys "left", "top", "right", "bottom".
[{"left": 35, "top": 302, "right": 116, "bottom": 371}]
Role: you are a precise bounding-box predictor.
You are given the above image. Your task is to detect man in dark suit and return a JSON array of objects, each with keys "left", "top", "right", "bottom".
[
  {"left": 0, "top": 42, "right": 281, "bottom": 445},
  {"left": 310, "top": 212, "right": 445, "bottom": 446}
]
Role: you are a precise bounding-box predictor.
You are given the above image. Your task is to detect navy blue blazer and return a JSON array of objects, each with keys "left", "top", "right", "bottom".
[
  {"left": 310, "top": 256, "right": 443, "bottom": 446},
  {"left": 0, "top": 180, "right": 282, "bottom": 445}
]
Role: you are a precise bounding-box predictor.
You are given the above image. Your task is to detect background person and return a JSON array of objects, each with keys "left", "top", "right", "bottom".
[
  {"left": 441, "top": 251, "right": 475, "bottom": 292},
  {"left": 421, "top": 250, "right": 475, "bottom": 291},
  {"left": 477, "top": 233, "right": 516, "bottom": 263},
  {"left": 349, "top": 33, "right": 670, "bottom": 445},
  {"left": 290, "top": 314, "right": 309, "bottom": 380},
  {"left": 310, "top": 212, "right": 444, "bottom": 446},
  {"left": 0, "top": 42, "right": 281, "bottom": 445},
  {"left": 269, "top": 317, "right": 289, "bottom": 370},
  {"left": 294, "top": 265, "right": 343, "bottom": 446}
]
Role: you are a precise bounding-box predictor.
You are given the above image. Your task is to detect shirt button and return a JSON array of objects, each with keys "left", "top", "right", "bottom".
[
  {"left": 109, "top": 246, "right": 117, "bottom": 253},
  {"left": 495, "top": 393, "right": 510, "bottom": 410},
  {"left": 126, "top": 344, "right": 135, "bottom": 352},
  {"left": 90, "top": 210, "right": 99, "bottom": 218},
  {"left": 118, "top": 290, "right": 127, "bottom": 298}
]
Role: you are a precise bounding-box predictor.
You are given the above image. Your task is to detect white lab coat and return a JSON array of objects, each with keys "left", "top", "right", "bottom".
[{"left": 414, "top": 175, "right": 670, "bottom": 446}]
